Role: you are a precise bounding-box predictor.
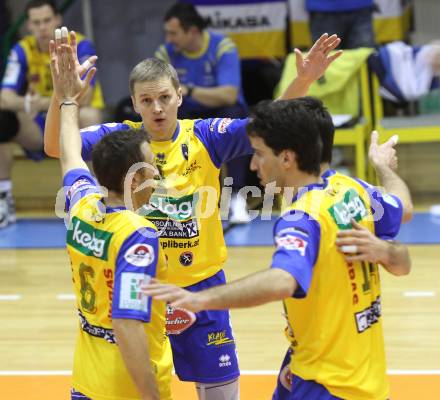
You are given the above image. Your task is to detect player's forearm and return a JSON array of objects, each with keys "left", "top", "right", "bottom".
[
  {"left": 113, "top": 319, "right": 159, "bottom": 400},
  {"left": 59, "top": 103, "right": 87, "bottom": 175},
  {"left": 375, "top": 165, "right": 413, "bottom": 222},
  {"left": 276, "top": 76, "right": 312, "bottom": 101},
  {"left": 44, "top": 95, "right": 61, "bottom": 158},
  {"left": 380, "top": 241, "right": 411, "bottom": 276},
  {"left": 199, "top": 268, "right": 297, "bottom": 310},
  {"left": 0, "top": 89, "right": 25, "bottom": 112},
  {"left": 190, "top": 85, "right": 238, "bottom": 107}
]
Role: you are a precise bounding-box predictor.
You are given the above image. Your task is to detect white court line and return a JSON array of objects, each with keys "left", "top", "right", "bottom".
[
  {"left": 403, "top": 291, "right": 436, "bottom": 298},
  {"left": 1, "top": 370, "right": 440, "bottom": 376},
  {"left": 0, "top": 294, "right": 21, "bottom": 301},
  {"left": 56, "top": 294, "right": 75, "bottom": 300}
]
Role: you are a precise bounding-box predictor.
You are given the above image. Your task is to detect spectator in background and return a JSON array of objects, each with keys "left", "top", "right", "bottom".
[
  {"left": 0, "top": 0, "right": 104, "bottom": 228},
  {"left": 306, "top": 0, "right": 376, "bottom": 49},
  {"left": 155, "top": 2, "right": 251, "bottom": 223}
]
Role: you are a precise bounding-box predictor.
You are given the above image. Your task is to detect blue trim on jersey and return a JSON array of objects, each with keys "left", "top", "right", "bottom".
[
  {"left": 63, "top": 168, "right": 100, "bottom": 213},
  {"left": 194, "top": 118, "right": 253, "bottom": 168},
  {"left": 112, "top": 228, "right": 159, "bottom": 322},
  {"left": 272, "top": 211, "right": 320, "bottom": 298},
  {"left": 354, "top": 178, "right": 403, "bottom": 239},
  {"left": 80, "top": 122, "right": 129, "bottom": 160},
  {"left": 171, "top": 121, "right": 181, "bottom": 142},
  {"left": 291, "top": 178, "right": 329, "bottom": 204},
  {"left": 1, "top": 45, "right": 28, "bottom": 92}
]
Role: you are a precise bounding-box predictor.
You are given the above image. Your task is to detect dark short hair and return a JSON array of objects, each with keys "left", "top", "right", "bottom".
[
  {"left": 164, "top": 2, "right": 206, "bottom": 32},
  {"left": 294, "top": 97, "right": 334, "bottom": 164},
  {"left": 25, "top": 0, "right": 58, "bottom": 17},
  {"left": 92, "top": 129, "right": 151, "bottom": 194},
  {"left": 247, "top": 99, "right": 323, "bottom": 175}
]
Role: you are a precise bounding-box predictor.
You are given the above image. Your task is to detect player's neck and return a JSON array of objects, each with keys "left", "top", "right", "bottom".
[
  {"left": 105, "top": 193, "right": 125, "bottom": 209},
  {"left": 148, "top": 121, "right": 178, "bottom": 142},
  {"left": 282, "top": 172, "right": 323, "bottom": 204}
]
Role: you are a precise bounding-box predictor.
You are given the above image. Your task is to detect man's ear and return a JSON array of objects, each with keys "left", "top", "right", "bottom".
[
  {"left": 281, "top": 150, "right": 297, "bottom": 169},
  {"left": 131, "top": 96, "right": 139, "bottom": 114},
  {"left": 177, "top": 87, "right": 183, "bottom": 107}
]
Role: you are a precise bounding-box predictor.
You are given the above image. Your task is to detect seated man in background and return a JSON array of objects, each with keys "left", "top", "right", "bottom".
[
  {"left": 155, "top": 2, "right": 251, "bottom": 222},
  {"left": 0, "top": 0, "right": 104, "bottom": 228}
]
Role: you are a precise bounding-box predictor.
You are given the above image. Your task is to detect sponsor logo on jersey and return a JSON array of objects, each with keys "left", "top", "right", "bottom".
[
  {"left": 275, "top": 234, "right": 308, "bottom": 256},
  {"left": 160, "top": 238, "right": 200, "bottom": 249},
  {"left": 119, "top": 273, "right": 150, "bottom": 313},
  {"left": 179, "top": 251, "right": 193, "bottom": 266},
  {"left": 182, "top": 160, "right": 201, "bottom": 177},
  {"left": 67, "top": 217, "right": 112, "bottom": 260},
  {"left": 355, "top": 296, "right": 382, "bottom": 333},
  {"left": 217, "top": 118, "right": 232, "bottom": 133},
  {"left": 328, "top": 189, "right": 368, "bottom": 229},
  {"left": 124, "top": 243, "right": 155, "bottom": 267},
  {"left": 78, "top": 310, "right": 116, "bottom": 344},
  {"left": 181, "top": 143, "right": 189, "bottom": 160},
  {"left": 166, "top": 305, "right": 196, "bottom": 334},
  {"left": 207, "top": 330, "right": 235, "bottom": 347},
  {"left": 66, "top": 178, "right": 95, "bottom": 200},
  {"left": 218, "top": 354, "right": 232, "bottom": 367},
  {"left": 140, "top": 193, "right": 198, "bottom": 222}
]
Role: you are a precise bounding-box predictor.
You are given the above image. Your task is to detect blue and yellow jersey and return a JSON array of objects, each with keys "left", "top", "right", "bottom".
[
  {"left": 272, "top": 172, "right": 403, "bottom": 400},
  {"left": 155, "top": 30, "right": 246, "bottom": 114},
  {"left": 80, "top": 118, "right": 252, "bottom": 287},
  {"left": 64, "top": 168, "right": 171, "bottom": 400},
  {"left": 1, "top": 33, "right": 104, "bottom": 109}
]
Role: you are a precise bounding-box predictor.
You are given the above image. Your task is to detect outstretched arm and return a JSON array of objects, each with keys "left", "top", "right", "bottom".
[
  {"left": 276, "top": 33, "right": 342, "bottom": 101},
  {"left": 44, "top": 28, "right": 97, "bottom": 158},
  {"left": 49, "top": 27, "right": 96, "bottom": 175},
  {"left": 368, "top": 130, "right": 414, "bottom": 222},
  {"left": 142, "top": 268, "right": 297, "bottom": 313},
  {"left": 336, "top": 219, "right": 411, "bottom": 276}
]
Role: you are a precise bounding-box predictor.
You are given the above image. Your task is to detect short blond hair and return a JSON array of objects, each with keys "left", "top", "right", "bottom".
[{"left": 129, "top": 58, "right": 180, "bottom": 94}]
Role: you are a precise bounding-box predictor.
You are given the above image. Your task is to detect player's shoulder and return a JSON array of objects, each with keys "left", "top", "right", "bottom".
[
  {"left": 210, "top": 31, "right": 237, "bottom": 57},
  {"left": 16, "top": 35, "right": 37, "bottom": 54},
  {"left": 122, "top": 120, "right": 143, "bottom": 130},
  {"left": 114, "top": 211, "right": 159, "bottom": 242}
]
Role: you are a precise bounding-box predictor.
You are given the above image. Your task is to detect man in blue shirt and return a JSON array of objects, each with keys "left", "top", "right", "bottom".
[
  {"left": 155, "top": 2, "right": 251, "bottom": 223},
  {"left": 306, "top": 0, "right": 376, "bottom": 49}
]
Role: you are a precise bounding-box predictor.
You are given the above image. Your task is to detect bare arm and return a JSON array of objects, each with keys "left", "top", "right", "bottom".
[
  {"left": 142, "top": 268, "right": 297, "bottom": 313},
  {"left": 277, "top": 33, "right": 343, "bottom": 101},
  {"left": 369, "top": 131, "right": 414, "bottom": 222},
  {"left": 336, "top": 219, "right": 411, "bottom": 276},
  {"left": 182, "top": 84, "right": 238, "bottom": 108},
  {"left": 113, "top": 319, "right": 159, "bottom": 400},
  {"left": 0, "top": 88, "right": 50, "bottom": 114},
  {"left": 44, "top": 29, "right": 97, "bottom": 158}
]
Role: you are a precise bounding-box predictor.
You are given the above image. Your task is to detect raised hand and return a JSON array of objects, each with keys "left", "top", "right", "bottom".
[
  {"left": 295, "top": 33, "right": 343, "bottom": 84},
  {"left": 49, "top": 27, "right": 96, "bottom": 104},
  {"left": 368, "top": 130, "right": 399, "bottom": 171}
]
